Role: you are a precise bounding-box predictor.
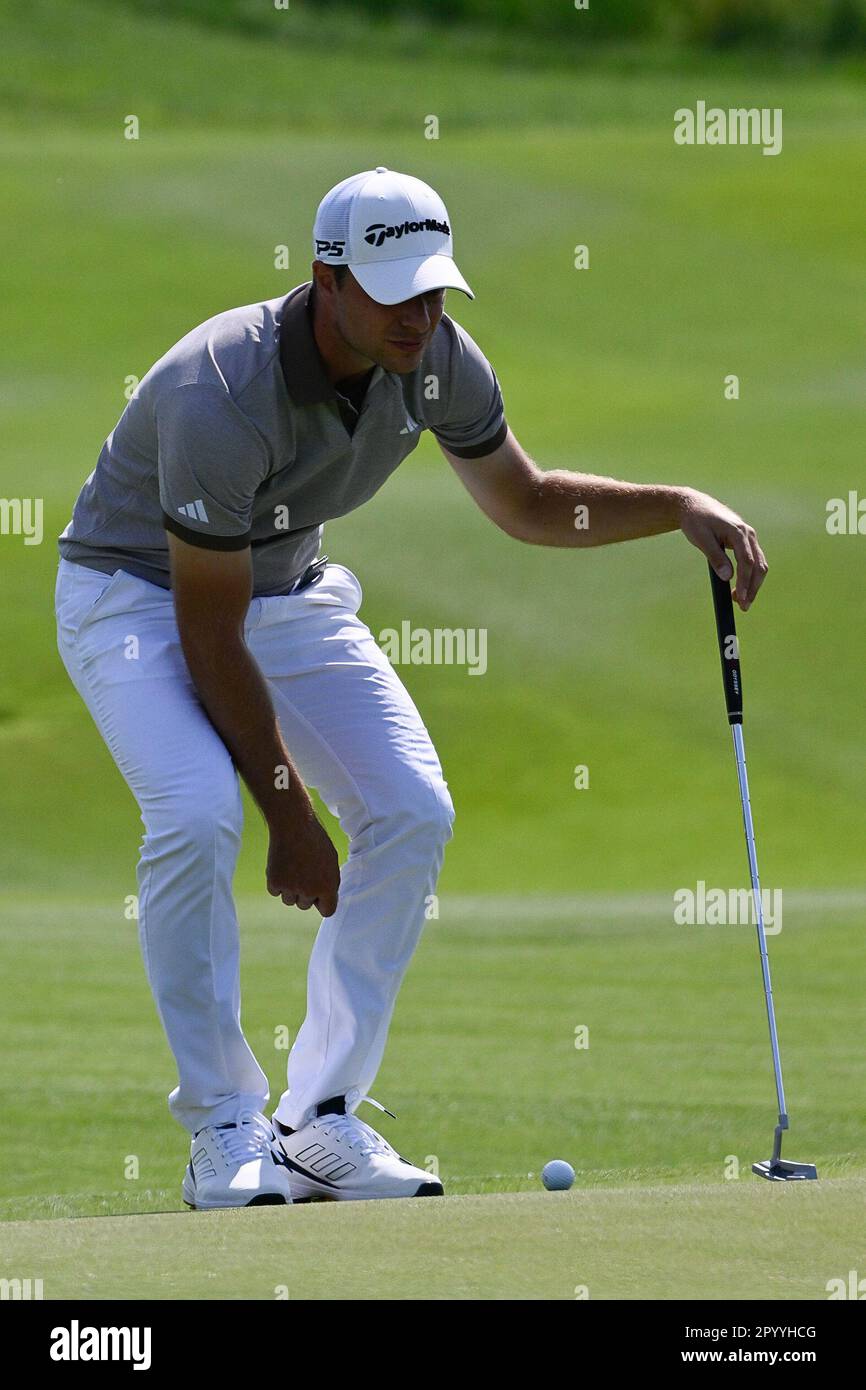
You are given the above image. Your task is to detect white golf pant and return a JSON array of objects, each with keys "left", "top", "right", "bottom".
[{"left": 55, "top": 557, "right": 454, "bottom": 1133}]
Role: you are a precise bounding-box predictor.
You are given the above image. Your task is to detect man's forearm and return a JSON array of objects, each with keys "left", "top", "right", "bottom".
[
  {"left": 522, "top": 470, "right": 687, "bottom": 547},
  {"left": 178, "top": 630, "right": 312, "bottom": 828},
  {"left": 448, "top": 433, "right": 766, "bottom": 607}
]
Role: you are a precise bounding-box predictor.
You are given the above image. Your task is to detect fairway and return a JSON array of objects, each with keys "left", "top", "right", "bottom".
[
  {"left": 2, "top": 0, "right": 865, "bottom": 1304},
  {"left": 5, "top": 1181, "right": 865, "bottom": 1301}
]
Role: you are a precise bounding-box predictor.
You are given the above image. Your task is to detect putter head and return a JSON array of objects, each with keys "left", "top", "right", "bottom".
[{"left": 752, "top": 1158, "right": 818, "bottom": 1182}]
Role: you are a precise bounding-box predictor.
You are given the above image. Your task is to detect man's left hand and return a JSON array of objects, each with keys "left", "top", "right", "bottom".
[{"left": 678, "top": 488, "right": 768, "bottom": 611}]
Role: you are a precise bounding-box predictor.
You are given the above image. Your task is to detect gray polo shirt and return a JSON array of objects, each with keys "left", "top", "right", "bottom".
[{"left": 58, "top": 281, "right": 508, "bottom": 597}]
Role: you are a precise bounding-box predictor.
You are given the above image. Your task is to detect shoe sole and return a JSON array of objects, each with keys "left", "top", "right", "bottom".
[
  {"left": 286, "top": 1175, "right": 444, "bottom": 1202},
  {"left": 182, "top": 1176, "right": 291, "bottom": 1211},
  {"left": 183, "top": 1193, "right": 290, "bottom": 1211}
]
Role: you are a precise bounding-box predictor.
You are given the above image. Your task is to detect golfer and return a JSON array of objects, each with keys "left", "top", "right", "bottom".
[{"left": 55, "top": 168, "right": 767, "bottom": 1208}]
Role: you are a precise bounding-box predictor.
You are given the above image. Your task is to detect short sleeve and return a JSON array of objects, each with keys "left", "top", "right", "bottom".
[
  {"left": 156, "top": 384, "right": 269, "bottom": 550},
  {"left": 428, "top": 319, "right": 508, "bottom": 459}
]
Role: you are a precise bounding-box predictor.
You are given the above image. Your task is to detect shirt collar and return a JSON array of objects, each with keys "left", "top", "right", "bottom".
[{"left": 279, "top": 281, "right": 386, "bottom": 406}]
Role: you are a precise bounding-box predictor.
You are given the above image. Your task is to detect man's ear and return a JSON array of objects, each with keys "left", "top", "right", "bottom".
[{"left": 311, "top": 261, "right": 336, "bottom": 300}]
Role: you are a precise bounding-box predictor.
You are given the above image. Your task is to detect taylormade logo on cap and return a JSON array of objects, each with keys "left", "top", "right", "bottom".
[
  {"left": 363, "top": 218, "right": 450, "bottom": 248},
  {"left": 311, "top": 166, "right": 474, "bottom": 306}
]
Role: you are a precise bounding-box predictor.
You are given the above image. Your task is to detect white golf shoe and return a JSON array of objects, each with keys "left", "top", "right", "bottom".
[
  {"left": 272, "top": 1097, "right": 443, "bottom": 1202},
  {"left": 182, "top": 1111, "right": 293, "bottom": 1210}
]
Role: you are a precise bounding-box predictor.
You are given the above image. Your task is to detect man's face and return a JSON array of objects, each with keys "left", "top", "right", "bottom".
[{"left": 328, "top": 269, "right": 446, "bottom": 374}]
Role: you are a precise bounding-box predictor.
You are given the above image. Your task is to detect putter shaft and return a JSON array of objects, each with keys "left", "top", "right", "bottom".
[{"left": 731, "top": 722, "right": 787, "bottom": 1127}]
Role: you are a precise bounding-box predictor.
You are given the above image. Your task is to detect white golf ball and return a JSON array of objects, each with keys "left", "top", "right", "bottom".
[{"left": 541, "top": 1159, "right": 575, "bottom": 1191}]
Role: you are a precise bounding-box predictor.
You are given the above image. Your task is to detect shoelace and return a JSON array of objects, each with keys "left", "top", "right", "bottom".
[
  {"left": 315, "top": 1098, "right": 397, "bottom": 1158},
  {"left": 210, "top": 1113, "right": 273, "bottom": 1166}
]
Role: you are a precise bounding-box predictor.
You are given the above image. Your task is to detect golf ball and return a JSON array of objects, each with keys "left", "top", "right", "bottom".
[{"left": 541, "top": 1159, "right": 575, "bottom": 1191}]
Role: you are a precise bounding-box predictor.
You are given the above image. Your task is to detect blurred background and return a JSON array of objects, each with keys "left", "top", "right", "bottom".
[{"left": 1, "top": 1, "right": 864, "bottom": 1215}]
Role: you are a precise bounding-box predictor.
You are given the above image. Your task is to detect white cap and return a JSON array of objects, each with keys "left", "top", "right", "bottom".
[{"left": 312, "top": 167, "right": 474, "bottom": 306}]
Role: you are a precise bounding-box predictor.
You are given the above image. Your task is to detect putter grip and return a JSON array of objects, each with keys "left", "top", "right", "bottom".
[{"left": 708, "top": 561, "right": 743, "bottom": 725}]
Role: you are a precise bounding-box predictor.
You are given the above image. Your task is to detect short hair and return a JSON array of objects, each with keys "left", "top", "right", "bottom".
[{"left": 333, "top": 265, "right": 350, "bottom": 288}]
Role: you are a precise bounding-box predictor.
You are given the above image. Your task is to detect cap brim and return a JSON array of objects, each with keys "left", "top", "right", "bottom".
[{"left": 349, "top": 254, "right": 474, "bottom": 306}]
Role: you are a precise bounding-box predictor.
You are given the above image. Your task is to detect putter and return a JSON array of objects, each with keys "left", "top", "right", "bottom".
[{"left": 708, "top": 561, "right": 817, "bottom": 1182}]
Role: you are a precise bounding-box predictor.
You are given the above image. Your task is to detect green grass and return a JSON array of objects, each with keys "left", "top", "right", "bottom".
[
  {"left": 4, "top": 1182, "right": 864, "bottom": 1300},
  {"left": 5, "top": 0, "right": 866, "bottom": 134},
  {"left": 1, "top": 2, "right": 864, "bottom": 1299},
  {"left": 1, "top": 895, "right": 862, "bottom": 1209}
]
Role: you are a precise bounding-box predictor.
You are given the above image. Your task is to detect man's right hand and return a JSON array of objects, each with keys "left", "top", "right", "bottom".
[{"left": 266, "top": 813, "right": 341, "bottom": 917}]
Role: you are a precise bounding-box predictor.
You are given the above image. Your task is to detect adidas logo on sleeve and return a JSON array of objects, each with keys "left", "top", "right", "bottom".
[{"left": 177, "top": 500, "right": 210, "bottom": 523}]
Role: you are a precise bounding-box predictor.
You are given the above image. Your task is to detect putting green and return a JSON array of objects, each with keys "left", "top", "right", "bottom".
[{"left": 4, "top": 1180, "right": 863, "bottom": 1300}]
